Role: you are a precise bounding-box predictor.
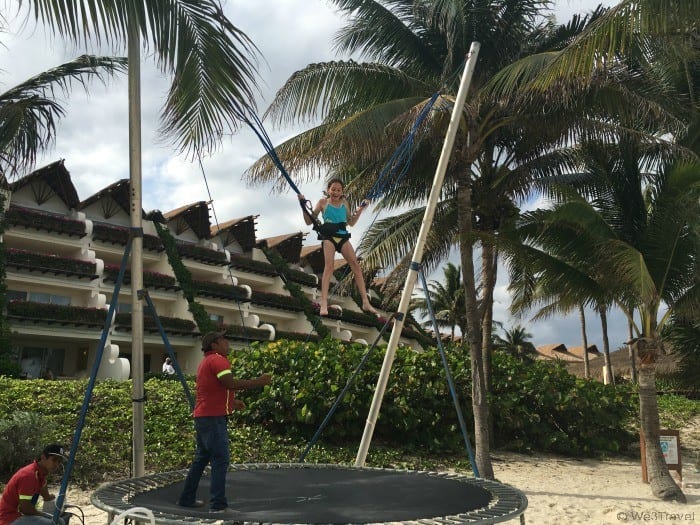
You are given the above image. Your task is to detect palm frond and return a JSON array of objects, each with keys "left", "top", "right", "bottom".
[
  {"left": 264, "top": 60, "right": 427, "bottom": 126},
  {"left": 25, "top": 0, "right": 261, "bottom": 155},
  {"left": 0, "top": 54, "right": 127, "bottom": 177}
]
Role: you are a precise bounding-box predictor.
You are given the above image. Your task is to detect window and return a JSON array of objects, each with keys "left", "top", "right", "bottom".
[
  {"left": 19, "top": 347, "right": 65, "bottom": 378},
  {"left": 7, "top": 290, "right": 27, "bottom": 302},
  {"left": 27, "top": 292, "right": 71, "bottom": 305},
  {"left": 209, "top": 313, "right": 224, "bottom": 323}
]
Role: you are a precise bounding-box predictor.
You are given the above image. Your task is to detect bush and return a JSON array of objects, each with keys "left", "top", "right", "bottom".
[
  {"left": 0, "top": 343, "right": 641, "bottom": 484},
  {"left": 232, "top": 340, "right": 638, "bottom": 455},
  {"left": 490, "top": 352, "right": 637, "bottom": 455},
  {"left": 0, "top": 412, "right": 50, "bottom": 477}
]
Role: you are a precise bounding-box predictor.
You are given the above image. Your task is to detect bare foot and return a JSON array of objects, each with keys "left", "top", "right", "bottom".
[
  {"left": 319, "top": 302, "right": 328, "bottom": 316},
  {"left": 362, "top": 303, "right": 377, "bottom": 315}
]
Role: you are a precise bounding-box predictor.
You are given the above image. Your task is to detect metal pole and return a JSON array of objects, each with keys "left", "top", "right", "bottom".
[
  {"left": 355, "top": 42, "right": 481, "bottom": 467},
  {"left": 128, "top": 22, "right": 145, "bottom": 478}
]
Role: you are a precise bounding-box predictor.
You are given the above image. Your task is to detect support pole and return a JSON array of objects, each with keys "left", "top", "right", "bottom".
[
  {"left": 128, "top": 21, "right": 145, "bottom": 478},
  {"left": 355, "top": 42, "right": 480, "bottom": 467}
]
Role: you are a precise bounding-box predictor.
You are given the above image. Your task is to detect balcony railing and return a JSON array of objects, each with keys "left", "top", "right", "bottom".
[
  {"left": 229, "top": 254, "right": 317, "bottom": 287},
  {"left": 7, "top": 301, "right": 106, "bottom": 327},
  {"left": 92, "top": 223, "right": 164, "bottom": 252},
  {"left": 6, "top": 248, "right": 98, "bottom": 279},
  {"left": 114, "top": 313, "right": 197, "bottom": 335},
  {"left": 4, "top": 206, "right": 86, "bottom": 237},
  {"left": 192, "top": 279, "right": 249, "bottom": 301},
  {"left": 103, "top": 265, "right": 179, "bottom": 290},
  {"left": 250, "top": 290, "right": 304, "bottom": 312},
  {"left": 175, "top": 242, "right": 228, "bottom": 266}
]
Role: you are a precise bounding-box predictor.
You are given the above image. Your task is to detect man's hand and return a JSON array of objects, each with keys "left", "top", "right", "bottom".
[
  {"left": 232, "top": 399, "right": 246, "bottom": 410},
  {"left": 258, "top": 373, "right": 272, "bottom": 386}
]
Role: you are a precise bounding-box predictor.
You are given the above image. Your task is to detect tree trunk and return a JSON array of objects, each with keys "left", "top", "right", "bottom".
[
  {"left": 480, "top": 242, "right": 497, "bottom": 447},
  {"left": 638, "top": 359, "right": 686, "bottom": 502},
  {"left": 627, "top": 317, "right": 638, "bottom": 383},
  {"left": 579, "top": 305, "right": 590, "bottom": 378},
  {"left": 599, "top": 307, "right": 614, "bottom": 385},
  {"left": 457, "top": 179, "right": 494, "bottom": 480}
]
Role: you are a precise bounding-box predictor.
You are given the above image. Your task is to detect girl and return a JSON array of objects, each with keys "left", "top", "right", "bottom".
[{"left": 299, "top": 179, "right": 377, "bottom": 316}]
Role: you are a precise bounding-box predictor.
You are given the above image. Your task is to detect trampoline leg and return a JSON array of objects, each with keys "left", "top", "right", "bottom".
[{"left": 520, "top": 513, "right": 526, "bottom": 524}]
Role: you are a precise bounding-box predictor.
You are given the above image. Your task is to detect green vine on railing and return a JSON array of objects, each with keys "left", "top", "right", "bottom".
[
  {"left": 155, "top": 222, "right": 214, "bottom": 333},
  {"left": 261, "top": 246, "right": 329, "bottom": 339}
]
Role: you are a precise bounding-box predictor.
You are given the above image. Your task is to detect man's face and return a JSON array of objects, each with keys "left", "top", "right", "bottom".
[{"left": 39, "top": 454, "right": 64, "bottom": 473}]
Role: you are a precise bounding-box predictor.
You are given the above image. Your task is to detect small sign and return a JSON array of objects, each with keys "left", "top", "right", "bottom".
[
  {"left": 640, "top": 429, "right": 682, "bottom": 483},
  {"left": 660, "top": 435, "right": 679, "bottom": 464}
]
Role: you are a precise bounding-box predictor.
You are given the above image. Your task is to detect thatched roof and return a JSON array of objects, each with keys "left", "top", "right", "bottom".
[
  {"left": 164, "top": 201, "right": 211, "bottom": 239},
  {"left": 568, "top": 345, "right": 601, "bottom": 359},
  {"left": 536, "top": 343, "right": 585, "bottom": 362},
  {"left": 257, "top": 232, "right": 306, "bottom": 264},
  {"left": 566, "top": 349, "right": 682, "bottom": 380},
  {"left": 210, "top": 215, "right": 258, "bottom": 251},
  {"left": 11, "top": 160, "right": 80, "bottom": 209},
  {"left": 300, "top": 244, "right": 324, "bottom": 274}
]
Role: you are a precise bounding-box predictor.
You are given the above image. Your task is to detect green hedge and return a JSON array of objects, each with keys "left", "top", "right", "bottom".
[
  {"left": 233, "top": 340, "right": 637, "bottom": 455},
  {"left": 0, "top": 341, "right": 639, "bottom": 484}
]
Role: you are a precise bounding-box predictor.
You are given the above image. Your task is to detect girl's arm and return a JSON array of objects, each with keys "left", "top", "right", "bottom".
[
  {"left": 298, "top": 195, "right": 325, "bottom": 225},
  {"left": 346, "top": 199, "right": 369, "bottom": 227}
]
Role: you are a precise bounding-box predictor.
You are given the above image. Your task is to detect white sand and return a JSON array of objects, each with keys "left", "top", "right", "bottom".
[{"left": 62, "top": 451, "right": 699, "bottom": 525}]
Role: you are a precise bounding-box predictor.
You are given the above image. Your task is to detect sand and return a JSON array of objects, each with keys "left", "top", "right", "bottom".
[{"left": 60, "top": 449, "right": 699, "bottom": 525}]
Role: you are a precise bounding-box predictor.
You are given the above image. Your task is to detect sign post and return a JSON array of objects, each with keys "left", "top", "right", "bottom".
[{"left": 641, "top": 429, "right": 682, "bottom": 483}]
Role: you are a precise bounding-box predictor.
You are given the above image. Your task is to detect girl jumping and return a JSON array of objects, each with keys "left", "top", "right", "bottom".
[{"left": 299, "top": 178, "right": 377, "bottom": 316}]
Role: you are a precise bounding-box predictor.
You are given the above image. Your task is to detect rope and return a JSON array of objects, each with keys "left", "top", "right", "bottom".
[
  {"left": 365, "top": 92, "right": 441, "bottom": 201},
  {"left": 196, "top": 151, "right": 252, "bottom": 346}
]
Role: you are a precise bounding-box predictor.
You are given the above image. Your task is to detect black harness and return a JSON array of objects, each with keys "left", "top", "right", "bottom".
[{"left": 299, "top": 199, "right": 351, "bottom": 253}]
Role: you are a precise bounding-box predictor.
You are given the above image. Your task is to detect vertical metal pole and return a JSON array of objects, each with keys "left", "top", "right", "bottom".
[
  {"left": 128, "top": 22, "right": 145, "bottom": 478},
  {"left": 355, "top": 42, "right": 481, "bottom": 467}
]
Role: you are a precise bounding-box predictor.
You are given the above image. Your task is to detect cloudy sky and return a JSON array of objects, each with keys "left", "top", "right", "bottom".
[{"left": 1, "top": 0, "right": 630, "bottom": 351}]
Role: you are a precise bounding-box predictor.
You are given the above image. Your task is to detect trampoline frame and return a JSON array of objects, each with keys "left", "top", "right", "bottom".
[{"left": 91, "top": 463, "right": 527, "bottom": 525}]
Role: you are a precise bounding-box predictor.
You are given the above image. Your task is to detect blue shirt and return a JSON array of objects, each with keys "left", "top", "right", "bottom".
[{"left": 323, "top": 203, "right": 348, "bottom": 234}]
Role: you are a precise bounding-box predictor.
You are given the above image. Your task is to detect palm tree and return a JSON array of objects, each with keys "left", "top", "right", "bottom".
[
  {"left": 492, "top": 324, "right": 536, "bottom": 360},
  {"left": 411, "top": 262, "right": 465, "bottom": 341},
  {"left": 7, "top": 0, "right": 262, "bottom": 481},
  {"left": 10, "top": 1, "right": 260, "bottom": 159},
  {"left": 245, "top": 0, "right": 614, "bottom": 480},
  {"left": 508, "top": 156, "right": 699, "bottom": 502},
  {"left": 0, "top": 55, "right": 127, "bottom": 177}
]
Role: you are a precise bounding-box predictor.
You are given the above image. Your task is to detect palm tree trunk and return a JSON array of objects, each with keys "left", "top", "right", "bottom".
[
  {"left": 480, "top": 242, "right": 497, "bottom": 447},
  {"left": 579, "top": 305, "right": 590, "bottom": 378},
  {"left": 457, "top": 178, "right": 494, "bottom": 479},
  {"left": 599, "top": 306, "right": 614, "bottom": 385},
  {"left": 638, "top": 361, "right": 686, "bottom": 502},
  {"left": 627, "top": 317, "right": 638, "bottom": 383}
]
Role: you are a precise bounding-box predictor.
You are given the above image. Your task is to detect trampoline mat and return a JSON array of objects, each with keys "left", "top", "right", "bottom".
[{"left": 130, "top": 466, "right": 493, "bottom": 523}]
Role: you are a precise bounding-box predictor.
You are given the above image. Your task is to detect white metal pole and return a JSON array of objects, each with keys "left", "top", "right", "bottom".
[
  {"left": 355, "top": 42, "right": 481, "bottom": 467},
  {"left": 128, "top": 22, "right": 145, "bottom": 478}
]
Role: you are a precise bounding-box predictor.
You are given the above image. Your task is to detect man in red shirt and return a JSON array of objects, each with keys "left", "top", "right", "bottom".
[
  {"left": 177, "top": 331, "right": 271, "bottom": 517},
  {"left": 0, "top": 444, "right": 67, "bottom": 525}
]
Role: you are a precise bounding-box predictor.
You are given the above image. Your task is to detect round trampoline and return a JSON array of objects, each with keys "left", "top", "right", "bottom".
[{"left": 91, "top": 463, "right": 527, "bottom": 524}]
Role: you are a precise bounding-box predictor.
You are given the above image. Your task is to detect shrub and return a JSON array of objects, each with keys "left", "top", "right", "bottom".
[
  {"left": 232, "top": 340, "right": 637, "bottom": 455},
  {"left": 0, "top": 412, "right": 50, "bottom": 476}
]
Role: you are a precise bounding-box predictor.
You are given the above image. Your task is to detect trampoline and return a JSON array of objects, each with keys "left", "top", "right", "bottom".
[{"left": 91, "top": 463, "right": 527, "bottom": 524}]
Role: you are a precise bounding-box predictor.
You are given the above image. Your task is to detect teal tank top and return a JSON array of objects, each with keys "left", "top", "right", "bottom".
[{"left": 323, "top": 203, "right": 348, "bottom": 234}]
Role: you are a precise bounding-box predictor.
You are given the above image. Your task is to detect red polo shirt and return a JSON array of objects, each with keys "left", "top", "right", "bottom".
[
  {"left": 0, "top": 461, "right": 47, "bottom": 524},
  {"left": 194, "top": 351, "right": 236, "bottom": 417}
]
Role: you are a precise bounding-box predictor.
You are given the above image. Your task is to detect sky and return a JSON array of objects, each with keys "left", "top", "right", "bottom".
[{"left": 0, "top": 0, "right": 628, "bottom": 352}]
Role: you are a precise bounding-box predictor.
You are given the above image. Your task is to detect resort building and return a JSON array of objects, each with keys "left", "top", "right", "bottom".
[{"left": 1, "top": 160, "right": 426, "bottom": 380}]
